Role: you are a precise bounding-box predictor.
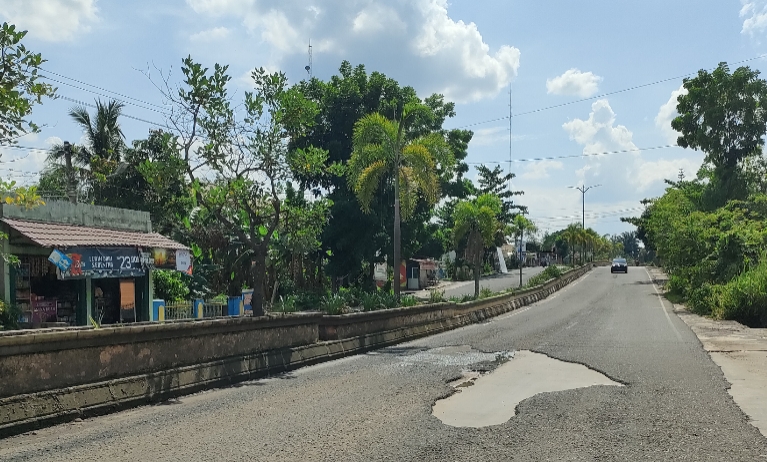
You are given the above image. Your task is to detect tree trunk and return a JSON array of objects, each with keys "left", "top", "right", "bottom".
[
  {"left": 250, "top": 248, "right": 267, "bottom": 316},
  {"left": 519, "top": 230, "right": 523, "bottom": 288},
  {"left": 393, "top": 189, "right": 402, "bottom": 301},
  {"left": 473, "top": 256, "right": 480, "bottom": 299}
]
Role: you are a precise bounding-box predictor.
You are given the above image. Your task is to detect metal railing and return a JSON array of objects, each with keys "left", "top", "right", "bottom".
[{"left": 164, "top": 302, "right": 193, "bottom": 320}]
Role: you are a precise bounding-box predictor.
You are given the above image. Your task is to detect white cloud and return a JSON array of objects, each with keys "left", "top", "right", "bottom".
[
  {"left": 633, "top": 157, "right": 701, "bottom": 192},
  {"left": 190, "top": 26, "right": 231, "bottom": 42},
  {"left": 546, "top": 69, "right": 602, "bottom": 98},
  {"left": 185, "top": 0, "right": 520, "bottom": 102},
  {"left": 0, "top": 0, "right": 99, "bottom": 42},
  {"left": 521, "top": 160, "right": 563, "bottom": 180},
  {"left": 472, "top": 127, "right": 507, "bottom": 146},
  {"left": 655, "top": 85, "right": 687, "bottom": 145},
  {"left": 563, "top": 99, "right": 637, "bottom": 155},
  {"left": 353, "top": 4, "right": 406, "bottom": 34},
  {"left": 563, "top": 99, "right": 704, "bottom": 193},
  {"left": 741, "top": 1, "right": 767, "bottom": 36}
]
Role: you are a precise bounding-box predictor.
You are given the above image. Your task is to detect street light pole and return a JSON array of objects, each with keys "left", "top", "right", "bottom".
[
  {"left": 569, "top": 184, "right": 601, "bottom": 264},
  {"left": 569, "top": 184, "right": 601, "bottom": 229}
]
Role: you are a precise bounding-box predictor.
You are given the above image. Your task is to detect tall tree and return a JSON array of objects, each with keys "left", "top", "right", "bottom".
[
  {"left": 347, "top": 103, "right": 449, "bottom": 300},
  {"left": 672, "top": 63, "right": 767, "bottom": 206},
  {"left": 291, "top": 62, "right": 470, "bottom": 288},
  {"left": 452, "top": 194, "right": 502, "bottom": 299},
  {"left": 154, "top": 58, "right": 325, "bottom": 313},
  {"left": 0, "top": 22, "right": 55, "bottom": 145},
  {"left": 476, "top": 164, "right": 526, "bottom": 222}
]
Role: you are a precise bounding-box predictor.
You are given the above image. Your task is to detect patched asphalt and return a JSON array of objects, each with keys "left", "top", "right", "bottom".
[{"left": 1, "top": 267, "right": 766, "bottom": 461}]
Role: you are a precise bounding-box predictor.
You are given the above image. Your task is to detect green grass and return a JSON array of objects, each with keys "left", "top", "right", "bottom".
[{"left": 663, "top": 289, "right": 685, "bottom": 305}]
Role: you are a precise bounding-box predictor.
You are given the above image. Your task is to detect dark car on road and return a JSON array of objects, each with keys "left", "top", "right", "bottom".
[{"left": 611, "top": 258, "right": 628, "bottom": 273}]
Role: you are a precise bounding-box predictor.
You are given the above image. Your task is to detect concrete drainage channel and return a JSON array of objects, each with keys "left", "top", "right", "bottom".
[{"left": 432, "top": 349, "right": 623, "bottom": 428}]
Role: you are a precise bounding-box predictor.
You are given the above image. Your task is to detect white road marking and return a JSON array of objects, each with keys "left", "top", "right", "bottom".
[{"left": 644, "top": 267, "right": 683, "bottom": 341}]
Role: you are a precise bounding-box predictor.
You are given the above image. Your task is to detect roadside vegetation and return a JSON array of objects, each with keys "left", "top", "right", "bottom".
[
  {"left": 0, "top": 21, "right": 648, "bottom": 329},
  {"left": 626, "top": 62, "right": 767, "bottom": 327}
]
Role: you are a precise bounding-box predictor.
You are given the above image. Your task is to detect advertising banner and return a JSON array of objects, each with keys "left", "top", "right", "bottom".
[
  {"left": 58, "top": 247, "right": 146, "bottom": 280},
  {"left": 48, "top": 249, "right": 72, "bottom": 272}
]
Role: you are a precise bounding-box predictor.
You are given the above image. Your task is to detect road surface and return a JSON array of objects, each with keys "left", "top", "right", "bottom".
[
  {"left": 2, "top": 267, "right": 766, "bottom": 461},
  {"left": 433, "top": 266, "right": 546, "bottom": 299}
]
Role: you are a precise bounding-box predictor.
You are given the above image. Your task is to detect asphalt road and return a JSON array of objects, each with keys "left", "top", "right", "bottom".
[
  {"left": 2, "top": 267, "right": 766, "bottom": 461},
  {"left": 437, "top": 266, "right": 546, "bottom": 299}
]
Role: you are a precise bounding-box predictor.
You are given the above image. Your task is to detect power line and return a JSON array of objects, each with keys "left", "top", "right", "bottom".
[
  {"left": 54, "top": 95, "right": 171, "bottom": 129},
  {"left": 465, "top": 144, "right": 677, "bottom": 165},
  {"left": 530, "top": 206, "right": 645, "bottom": 223},
  {"left": 455, "top": 53, "right": 767, "bottom": 130},
  {"left": 40, "top": 68, "right": 168, "bottom": 111},
  {"left": 42, "top": 75, "right": 170, "bottom": 116}
]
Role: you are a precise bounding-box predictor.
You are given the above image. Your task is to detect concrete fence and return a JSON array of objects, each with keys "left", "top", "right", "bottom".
[{"left": 0, "top": 264, "right": 593, "bottom": 437}]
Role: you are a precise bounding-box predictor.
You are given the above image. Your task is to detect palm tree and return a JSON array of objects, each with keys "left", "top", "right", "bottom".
[
  {"left": 452, "top": 194, "right": 502, "bottom": 299},
  {"left": 509, "top": 214, "right": 538, "bottom": 287},
  {"left": 347, "top": 102, "right": 448, "bottom": 300},
  {"left": 44, "top": 99, "right": 125, "bottom": 203},
  {"left": 560, "top": 223, "right": 581, "bottom": 266},
  {"left": 69, "top": 99, "right": 125, "bottom": 163},
  {"left": 583, "top": 228, "right": 600, "bottom": 263}
]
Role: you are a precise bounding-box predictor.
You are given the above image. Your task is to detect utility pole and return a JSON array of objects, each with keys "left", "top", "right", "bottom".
[{"left": 63, "top": 141, "right": 77, "bottom": 204}]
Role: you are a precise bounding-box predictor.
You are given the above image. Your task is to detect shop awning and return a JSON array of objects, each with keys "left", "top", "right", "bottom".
[{"left": 1, "top": 218, "right": 188, "bottom": 250}]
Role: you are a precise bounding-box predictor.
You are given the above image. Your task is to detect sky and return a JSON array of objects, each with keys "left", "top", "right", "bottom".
[{"left": 1, "top": 0, "right": 766, "bottom": 237}]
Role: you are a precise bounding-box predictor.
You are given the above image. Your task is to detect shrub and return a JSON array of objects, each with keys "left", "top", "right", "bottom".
[
  {"left": 294, "top": 292, "right": 326, "bottom": 311},
  {"left": 360, "top": 292, "right": 384, "bottom": 312},
  {"left": 399, "top": 295, "right": 419, "bottom": 307},
  {"left": 525, "top": 265, "right": 563, "bottom": 288},
  {"left": 428, "top": 289, "right": 446, "bottom": 304},
  {"left": 320, "top": 294, "right": 347, "bottom": 315},
  {"left": 153, "top": 270, "right": 190, "bottom": 302},
  {"left": 379, "top": 291, "right": 398, "bottom": 309},
  {"left": 0, "top": 300, "right": 21, "bottom": 330},
  {"left": 479, "top": 287, "right": 494, "bottom": 299},
  {"left": 338, "top": 287, "right": 363, "bottom": 308},
  {"left": 450, "top": 294, "right": 475, "bottom": 303},
  {"left": 273, "top": 295, "right": 298, "bottom": 313},
  {"left": 710, "top": 259, "right": 767, "bottom": 326}
]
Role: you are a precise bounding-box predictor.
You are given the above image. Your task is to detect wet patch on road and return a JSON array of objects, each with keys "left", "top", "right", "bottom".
[{"left": 432, "top": 350, "right": 623, "bottom": 428}]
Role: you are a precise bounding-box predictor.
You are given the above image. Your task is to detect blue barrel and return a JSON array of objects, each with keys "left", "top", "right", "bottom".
[
  {"left": 227, "top": 296, "right": 244, "bottom": 316},
  {"left": 152, "top": 299, "right": 166, "bottom": 322},
  {"left": 193, "top": 299, "right": 205, "bottom": 319}
]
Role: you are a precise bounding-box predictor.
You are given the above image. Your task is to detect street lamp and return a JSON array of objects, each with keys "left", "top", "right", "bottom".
[{"left": 569, "top": 184, "right": 601, "bottom": 229}]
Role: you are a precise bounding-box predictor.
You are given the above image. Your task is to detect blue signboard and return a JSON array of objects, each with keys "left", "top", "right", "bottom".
[{"left": 48, "top": 249, "right": 73, "bottom": 272}]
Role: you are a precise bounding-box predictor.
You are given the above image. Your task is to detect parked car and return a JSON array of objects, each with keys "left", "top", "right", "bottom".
[{"left": 611, "top": 258, "right": 628, "bottom": 273}]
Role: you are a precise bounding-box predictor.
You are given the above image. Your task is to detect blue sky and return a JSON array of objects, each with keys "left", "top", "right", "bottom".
[{"left": 1, "top": 0, "right": 765, "bottom": 236}]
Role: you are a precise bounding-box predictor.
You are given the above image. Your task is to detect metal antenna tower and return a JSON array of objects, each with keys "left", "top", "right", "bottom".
[
  {"left": 508, "top": 82, "right": 514, "bottom": 192},
  {"left": 304, "top": 40, "right": 313, "bottom": 79}
]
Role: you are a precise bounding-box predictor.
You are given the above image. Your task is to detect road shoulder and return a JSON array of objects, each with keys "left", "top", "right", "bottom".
[{"left": 647, "top": 267, "right": 767, "bottom": 438}]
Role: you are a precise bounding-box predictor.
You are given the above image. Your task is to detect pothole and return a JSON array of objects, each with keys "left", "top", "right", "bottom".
[
  {"left": 432, "top": 350, "right": 623, "bottom": 428},
  {"left": 399, "top": 345, "right": 511, "bottom": 368}
]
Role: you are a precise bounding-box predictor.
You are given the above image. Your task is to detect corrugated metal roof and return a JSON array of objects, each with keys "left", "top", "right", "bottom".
[{"left": 1, "top": 218, "right": 188, "bottom": 250}]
